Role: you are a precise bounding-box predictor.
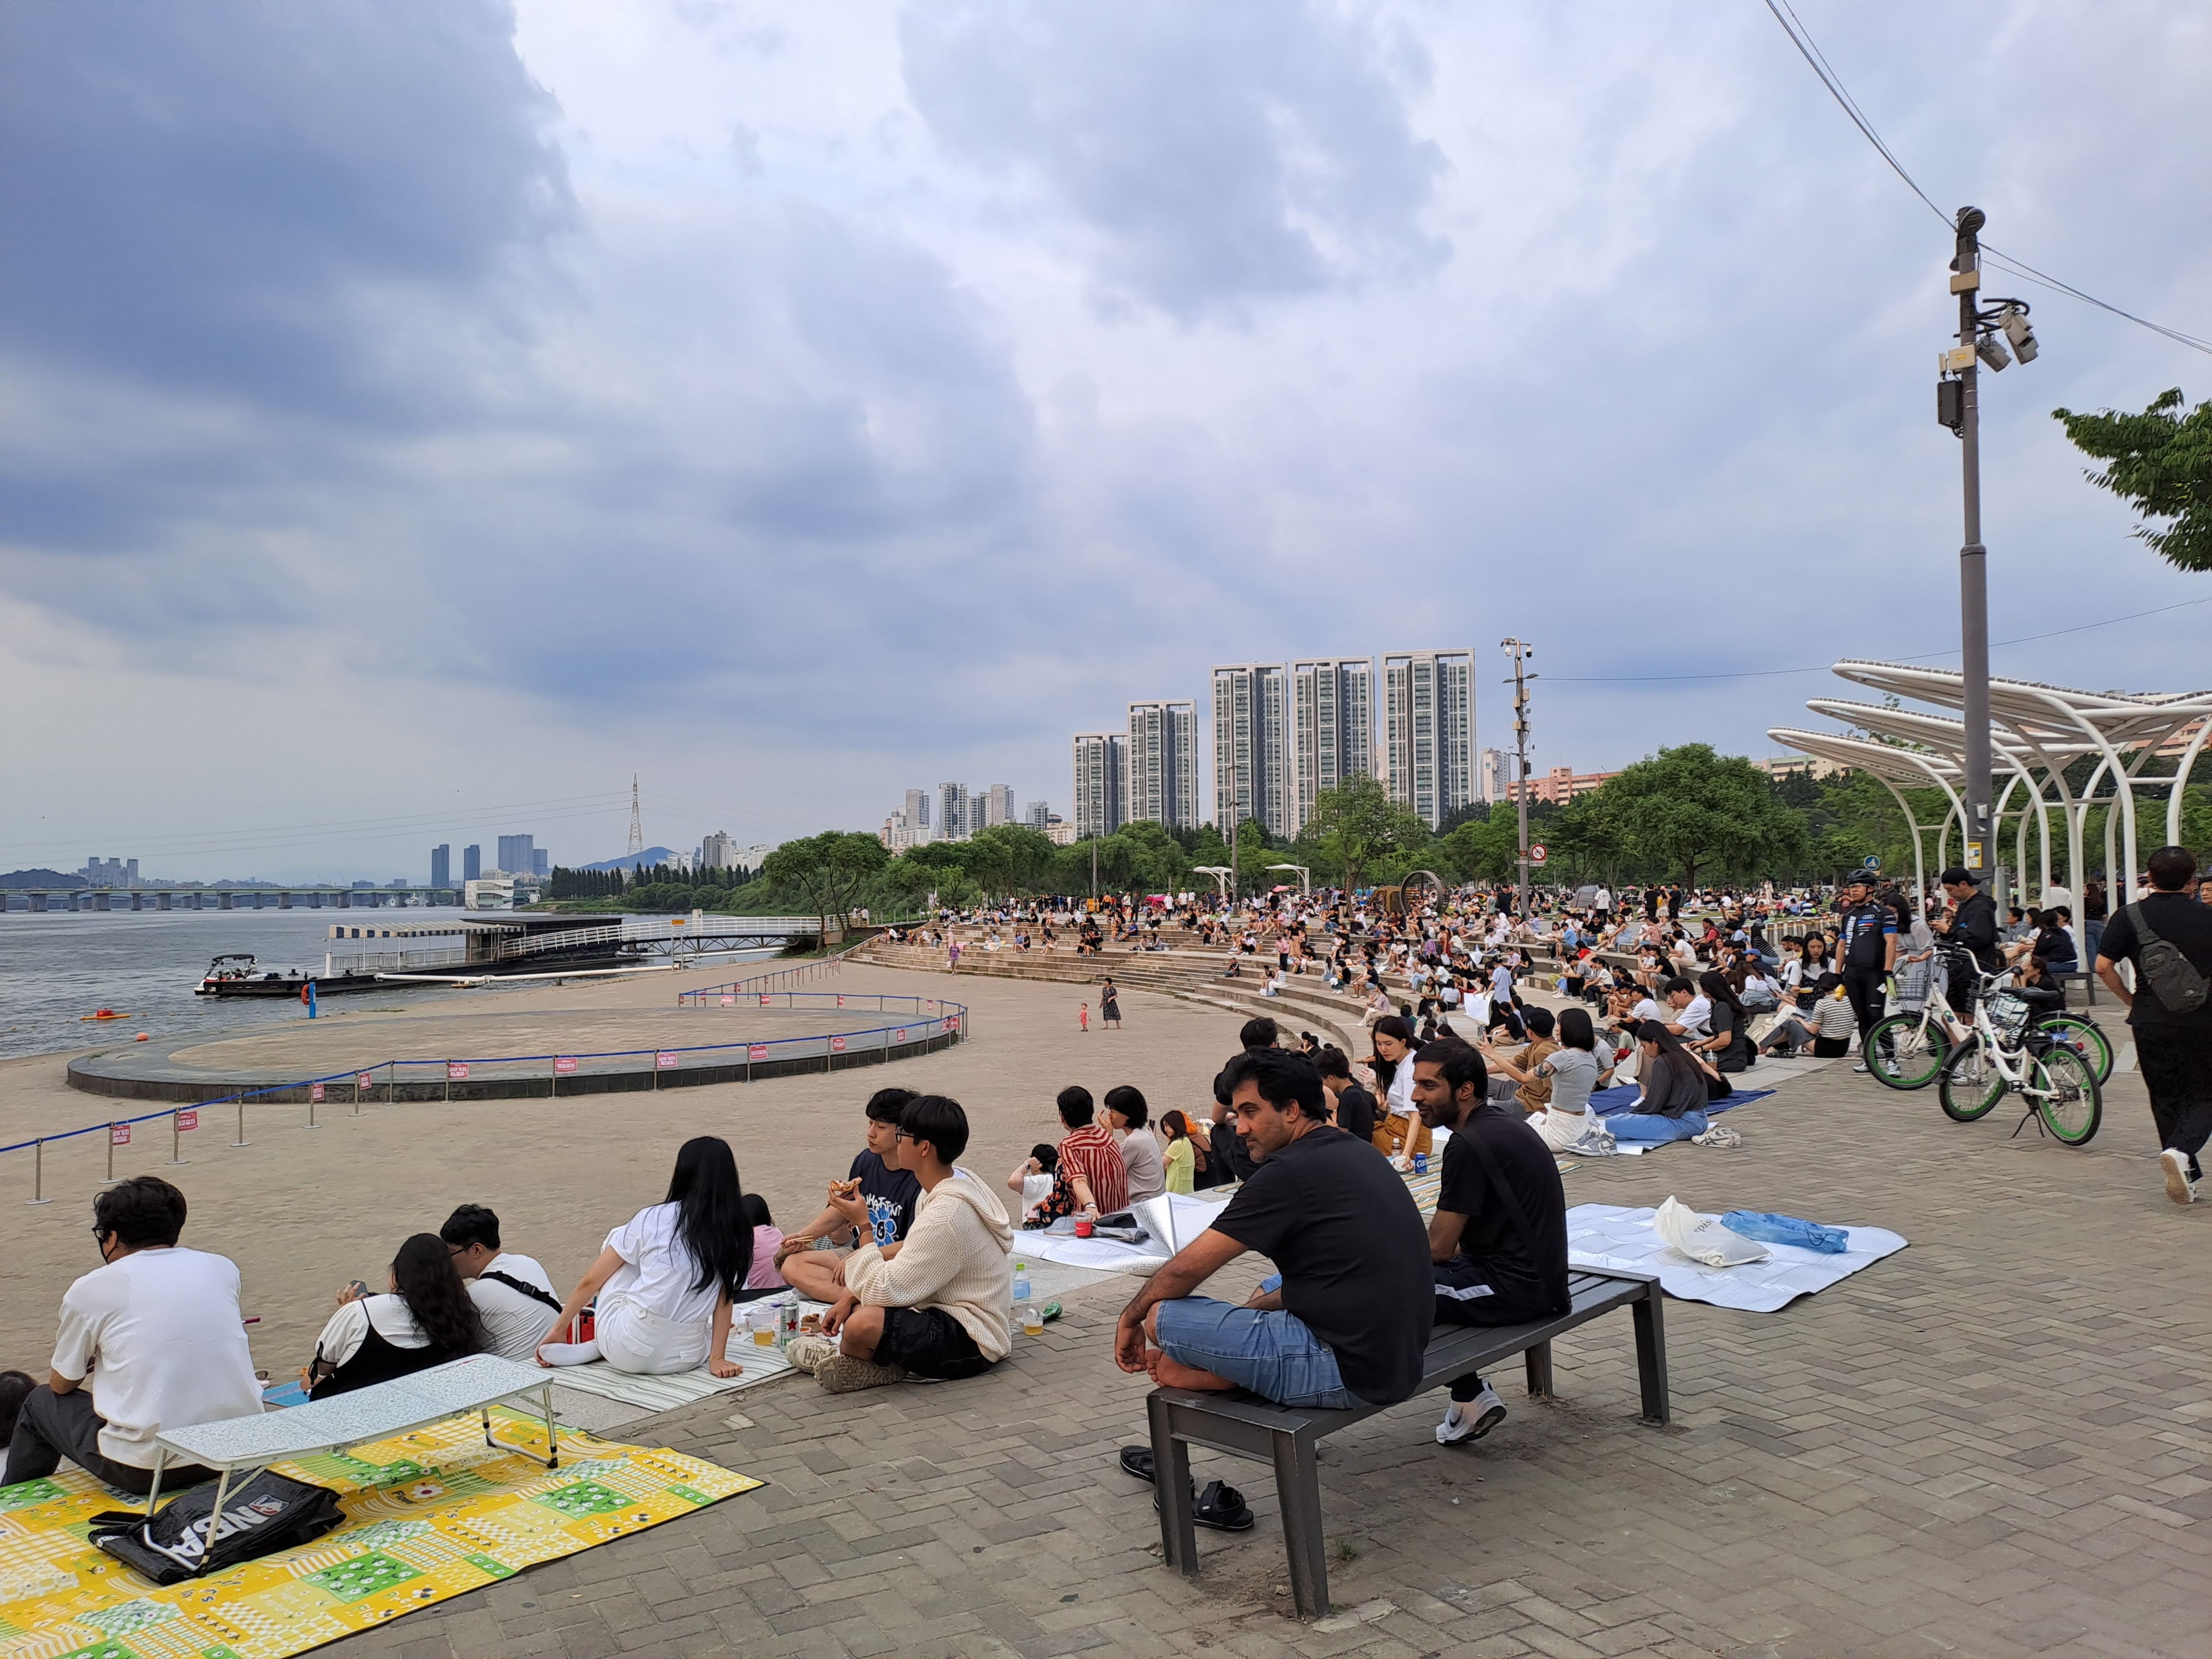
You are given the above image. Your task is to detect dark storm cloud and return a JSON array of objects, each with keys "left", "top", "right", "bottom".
[
  {"left": 899, "top": 0, "right": 1447, "bottom": 319},
  {"left": 0, "top": 0, "right": 570, "bottom": 426}
]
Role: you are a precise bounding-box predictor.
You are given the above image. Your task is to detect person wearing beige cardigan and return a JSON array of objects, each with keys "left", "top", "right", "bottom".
[{"left": 808, "top": 1094, "right": 1014, "bottom": 1394}]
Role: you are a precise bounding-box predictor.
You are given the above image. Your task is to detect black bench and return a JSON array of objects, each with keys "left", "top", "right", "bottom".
[{"left": 1145, "top": 1267, "right": 1668, "bottom": 1619}]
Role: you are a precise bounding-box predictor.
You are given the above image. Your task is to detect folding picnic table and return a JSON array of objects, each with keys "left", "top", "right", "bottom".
[{"left": 142, "top": 1352, "right": 561, "bottom": 1517}]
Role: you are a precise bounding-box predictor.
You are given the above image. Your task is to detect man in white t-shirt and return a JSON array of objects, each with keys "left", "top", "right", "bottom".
[
  {"left": 441, "top": 1204, "right": 561, "bottom": 1361},
  {"left": 8, "top": 1177, "right": 262, "bottom": 1495}
]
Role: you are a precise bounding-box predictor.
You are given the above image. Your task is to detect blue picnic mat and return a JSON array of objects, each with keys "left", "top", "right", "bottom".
[{"left": 1591, "top": 1083, "right": 1772, "bottom": 1118}]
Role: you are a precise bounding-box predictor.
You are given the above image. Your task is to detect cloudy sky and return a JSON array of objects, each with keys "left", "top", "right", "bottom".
[{"left": 3, "top": 1, "right": 2208, "bottom": 881}]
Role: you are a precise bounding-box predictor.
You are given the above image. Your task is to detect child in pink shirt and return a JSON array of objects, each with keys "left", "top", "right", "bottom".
[{"left": 744, "top": 1193, "right": 787, "bottom": 1289}]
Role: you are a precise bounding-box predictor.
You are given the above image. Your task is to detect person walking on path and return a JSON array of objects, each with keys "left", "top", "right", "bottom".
[
  {"left": 1099, "top": 978, "right": 1123, "bottom": 1030},
  {"left": 2095, "top": 846, "right": 2212, "bottom": 1205}
]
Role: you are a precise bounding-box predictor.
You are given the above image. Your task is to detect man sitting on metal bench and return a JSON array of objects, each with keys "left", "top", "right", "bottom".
[
  {"left": 1112, "top": 1048, "right": 1432, "bottom": 1412},
  {"left": 1411, "top": 1037, "right": 1571, "bottom": 1446}
]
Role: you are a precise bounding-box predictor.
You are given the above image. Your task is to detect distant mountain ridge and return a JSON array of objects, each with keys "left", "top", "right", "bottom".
[
  {"left": 576, "top": 847, "right": 681, "bottom": 873},
  {"left": 1, "top": 868, "right": 87, "bottom": 889}
]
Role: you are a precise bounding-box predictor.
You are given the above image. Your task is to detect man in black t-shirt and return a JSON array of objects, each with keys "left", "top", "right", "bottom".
[
  {"left": 1413, "top": 1038, "right": 1569, "bottom": 1446},
  {"left": 2096, "top": 847, "right": 2212, "bottom": 1205},
  {"left": 1835, "top": 874, "right": 1897, "bottom": 1062},
  {"left": 779, "top": 1087, "right": 925, "bottom": 1302},
  {"left": 1114, "top": 1050, "right": 1431, "bottom": 1409},
  {"left": 1940, "top": 868, "right": 2001, "bottom": 1013}
]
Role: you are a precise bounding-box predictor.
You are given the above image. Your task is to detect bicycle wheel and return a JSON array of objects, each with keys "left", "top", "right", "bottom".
[
  {"left": 2036, "top": 1014, "right": 2113, "bottom": 1085},
  {"left": 1864, "top": 1013, "right": 1949, "bottom": 1091},
  {"left": 2030, "top": 1045, "right": 2103, "bottom": 1146},
  {"left": 1937, "top": 1035, "right": 2006, "bottom": 1122}
]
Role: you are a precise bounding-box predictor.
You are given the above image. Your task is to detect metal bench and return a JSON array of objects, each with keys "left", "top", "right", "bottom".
[{"left": 1146, "top": 1267, "right": 1668, "bottom": 1618}]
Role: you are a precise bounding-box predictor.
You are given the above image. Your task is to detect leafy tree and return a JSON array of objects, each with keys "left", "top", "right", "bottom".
[
  {"left": 760, "top": 832, "right": 888, "bottom": 938},
  {"left": 1306, "top": 775, "right": 1430, "bottom": 891},
  {"left": 1594, "top": 744, "right": 1806, "bottom": 887},
  {"left": 1433, "top": 813, "right": 1520, "bottom": 883},
  {"left": 2053, "top": 389, "right": 2212, "bottom": 572}
]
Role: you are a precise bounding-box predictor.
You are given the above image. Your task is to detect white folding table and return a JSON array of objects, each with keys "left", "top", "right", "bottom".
[{"left": 142, "top": 1353, "right": 562, "bottom": 1518}]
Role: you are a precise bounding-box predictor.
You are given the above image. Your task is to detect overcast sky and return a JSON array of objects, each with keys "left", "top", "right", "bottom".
[{"left": 3, "top": 1, "right": 2208, "bottom": 881}]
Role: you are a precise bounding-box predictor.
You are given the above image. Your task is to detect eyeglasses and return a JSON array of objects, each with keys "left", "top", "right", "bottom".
[{"left": 893, "top": 1129, "right": 916, "bottom": 1141}]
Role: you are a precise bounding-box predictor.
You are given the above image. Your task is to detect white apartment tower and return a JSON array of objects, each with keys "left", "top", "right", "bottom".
[
  {"left": 1478, "top": 747, "right": 1508, "bottom": 805},
  {"left": 981, "top": 784, "right": 1015, "bottom": 828},
  {"left": 904, "top": 788, "right": 930, "bottom": 831},
  {"left": 1211, "top": 663, "right": 1292, "bottom": 839},
  {"left": 937, "top": 782, "right": 970, "bottom": 842},
  {"left": 1383, "top": 650, "right": 1477, "bottom": 828},
  {"left": 1288, "top": 658, "right": 1375, "bottom": 837},
  {"left": 1125, "top": 700, "right": 1200, "bottom": 831},
  {"left": 1072, "top": 733, "right": 1128, "bottom": 838}
]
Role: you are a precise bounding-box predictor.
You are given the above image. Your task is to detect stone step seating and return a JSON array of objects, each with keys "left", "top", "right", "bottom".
[{"left": 852, "top": 930, "right": 1368, "bottom": 1053}]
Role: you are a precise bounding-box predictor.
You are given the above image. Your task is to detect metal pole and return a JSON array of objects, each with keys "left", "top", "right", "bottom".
[
  {"left": 170, "top": 1110, "right": 186, "bottom": 1166},
  {"left": 1954, "top": 207, "right": 1995, "bottom": 895},
  {"left": 106, "top": 1124, "right": 116, "bottom": 1184},
  {"left": 234, "top": 1101, "right": 249, "bottom": 1147},
  {"left": 1503, "top": 638, "right": 1535, "bottom": 917},
  {"left": 28, "top": 1139, "right": 50, "bottom": 1204}
]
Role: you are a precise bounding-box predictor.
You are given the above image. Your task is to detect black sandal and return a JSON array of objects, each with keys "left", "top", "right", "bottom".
[
  {"left": 1151, "top": 1478, "right": 1253, "bottom": 1532},
  {"left": 1118, "top": 1444, "right": 1155, "bottom": 1484}
]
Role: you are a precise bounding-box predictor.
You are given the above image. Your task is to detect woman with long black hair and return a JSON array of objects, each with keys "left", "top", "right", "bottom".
[
  {"left": 1609, "top": 1022, "right": 1725, "bottom": 1146},
  {"left": 306, "top": 1233, "right": 487, "bottom": 1399},
  {"left": 538, "top": 1136, "right": 751, "bottom": 1378},
  {"left": 1367, "top": 1015, "right": 1430, "bottom": 1167},
  {"left": 1694, "top": 969, "right": 1755, "bottom": 1073}
]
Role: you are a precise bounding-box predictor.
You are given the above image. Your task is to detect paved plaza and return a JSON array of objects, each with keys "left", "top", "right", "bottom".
[{"left": 8, "top": 968, "right": 2211, "bottom": 1657}]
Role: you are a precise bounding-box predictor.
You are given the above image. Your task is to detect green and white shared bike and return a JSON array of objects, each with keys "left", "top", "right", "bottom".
[
  {"left": 1861, "top": 959, "right": 2112, "bottom": 1097},
  {"left": 1890, "top": 965, "right": 2104, "bottom": 1145}
]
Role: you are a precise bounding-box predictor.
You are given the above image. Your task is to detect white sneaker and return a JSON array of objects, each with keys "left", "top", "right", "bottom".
[
  {"left": 1434, "top": 1384, "right": 1506, "bottom": 1446},
  {"left": 2159, "top": 1149, "right": 2197, "bottom": 1207}
]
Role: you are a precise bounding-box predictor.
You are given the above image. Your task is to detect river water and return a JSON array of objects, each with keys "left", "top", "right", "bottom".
[{"left": 0, "top": 911, "right": 779, "bottom": 1061}]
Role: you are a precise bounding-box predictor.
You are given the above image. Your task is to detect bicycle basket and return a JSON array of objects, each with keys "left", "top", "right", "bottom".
[{"left": 1986, "top": 990, "right": 2031, "bottom": 1040}]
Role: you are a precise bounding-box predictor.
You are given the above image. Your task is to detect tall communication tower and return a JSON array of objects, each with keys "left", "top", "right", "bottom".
[{"left": 628, "top": 775, "right": 644, "bottom": 856}]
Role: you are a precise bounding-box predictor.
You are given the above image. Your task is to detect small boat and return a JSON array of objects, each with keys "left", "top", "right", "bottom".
[
  {"left": 80, "top": 1008, "right": 132, "bottom": 1021},
  {"left": 195, "top": 952, "right": 384, "bottom": 998}
]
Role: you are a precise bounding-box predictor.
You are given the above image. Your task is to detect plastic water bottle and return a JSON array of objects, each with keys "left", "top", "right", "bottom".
[{"left": 1013, "top": 1263, "right": 1043, "bottom": 1337}]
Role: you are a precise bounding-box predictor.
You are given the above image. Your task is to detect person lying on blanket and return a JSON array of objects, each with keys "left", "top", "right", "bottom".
[
  {"left": 786, "top": 1094, "right": 1013, "bottom": 1395},
  {"left": 1413, "top": 1037, "right": 1572, "bottom": 1446},
  {"left": 1112, "top": 1050, "right": 1433, "bottom": 1411},
  {"left": 775, "top": 1087, "right": 925, "bottom": 1307}
]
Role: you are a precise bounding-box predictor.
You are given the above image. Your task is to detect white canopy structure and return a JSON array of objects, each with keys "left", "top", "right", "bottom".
[{"left": 1771, "top": 662, "right": 2212, "bottom": 906}]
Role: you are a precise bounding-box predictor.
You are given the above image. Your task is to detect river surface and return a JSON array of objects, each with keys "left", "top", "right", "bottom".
[{"left": 0, "top": 911, "right": 778, "bottom": 1061}]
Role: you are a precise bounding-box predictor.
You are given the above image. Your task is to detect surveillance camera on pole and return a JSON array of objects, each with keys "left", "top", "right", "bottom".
[{"left": 1935, "top": 207, "right": 2041, "bottom": 913}]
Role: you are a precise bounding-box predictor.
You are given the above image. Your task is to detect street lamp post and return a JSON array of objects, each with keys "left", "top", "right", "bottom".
[
  {"left": 1938, "top": 206, "right": 2038, "bottom": 911},
  {"left": 1502, "top": 638, "right": 1536, "bottom": 917}
]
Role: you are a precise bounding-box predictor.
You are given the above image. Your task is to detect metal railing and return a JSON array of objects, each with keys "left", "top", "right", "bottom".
[{"left": 9, "top": 990, "right": 968, "bottom": 1204}]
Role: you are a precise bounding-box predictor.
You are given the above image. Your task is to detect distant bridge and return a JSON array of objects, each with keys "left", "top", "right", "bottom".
[{"left": 2, "top": 886, "right": 465, "bottom": 914}]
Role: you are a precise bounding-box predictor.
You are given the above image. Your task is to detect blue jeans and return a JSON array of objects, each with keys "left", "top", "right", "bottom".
[
  {"left": 1153, "top": 1275, "right": 1364, "bottom": 1408},
  {"left": 1609, "top": 1108, "right": 1708, "bottom": 1145}
]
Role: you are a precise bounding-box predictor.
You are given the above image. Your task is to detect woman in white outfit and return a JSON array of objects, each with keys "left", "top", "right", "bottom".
[{"left": 538, "top": 1137, "right": 750, "bottom": 1378}]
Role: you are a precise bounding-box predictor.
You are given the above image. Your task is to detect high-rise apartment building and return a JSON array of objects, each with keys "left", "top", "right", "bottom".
[
  {"left": 531, "top": 848, "right": 550, "bottom": 878},
  {"left": 937, "top": 783, "right": 970, "bottom": 843},
  {"left": 981, "top": 784, "right": 1015, "bottom": 828},
  {"left": 430, "top": 844, "right": 451, "bottom": 890},
  {"left": 1125, "top": 700, "right": 1199, "bottom": 831},
  {"left": 496, "top": 834, "right": 536, "bottom": 877},
  {"left": 462, "top": 844, "right": 482, "bottom": 883},
  {"left": 1211, "top": 664, "right": 1291, "bottom": 838},
  {"left": 1024, "top": 800, "right": 1051, "bottom": 830},
  {"left": 1287, "top": 659, "right": 1375, "bottom": 837},
  {"left": 904, "top": 788, "right": 930, "bottom": 831},
  {"left": 1479, "top": 747, "right": 1508, "bottom": 805},
  {"left": 1383, "top": 651, "right": 1477, "bottom": 828},
  {"left": 1072, "top": 733, "right": 1128, "bottom": 838}
]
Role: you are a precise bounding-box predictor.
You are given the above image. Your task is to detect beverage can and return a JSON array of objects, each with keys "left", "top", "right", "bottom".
[
  {"left": 778, "top": 1300, "right": 800, "bottom": 1344},
  {"left": 1412, "top": 1152, "right": 1428, "bottom": 1174}
]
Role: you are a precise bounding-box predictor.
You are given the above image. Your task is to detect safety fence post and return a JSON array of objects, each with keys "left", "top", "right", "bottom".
[
  {"left": 27, "top": 1139, "right": 50, "bottom": 1204},
  {"left": 170, "top": 1110, "right": 186, "bottom": 1166},
  {"left": 234, "top": 1102, "right": 249, "bottom": 1147},
  {"left": 105, "top": 1123, "right": 117, "bottom": 1185}
]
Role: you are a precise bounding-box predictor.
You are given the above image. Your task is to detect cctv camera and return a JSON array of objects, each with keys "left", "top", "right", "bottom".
[
  {"left": 1975, "top": 333, "right": 2011, "bottom": 373},
  {"left": 1999, "top": 306, "right": 2038, "bottom": 364}
]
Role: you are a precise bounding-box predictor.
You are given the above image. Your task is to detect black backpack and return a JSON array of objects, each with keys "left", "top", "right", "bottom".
[
  {"left": 2126, "top": 902, "right": 2210, "bottom": 1015},
  {"left": 88, "top": 1470, "right": 345, "bottom": 1584}
]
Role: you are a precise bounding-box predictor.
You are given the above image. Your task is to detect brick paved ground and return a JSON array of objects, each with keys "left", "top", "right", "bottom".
[
  {"left": 17, "top": 969, "right": 2212, "bottom": 1655},
  {"left": 304, "top": 975, "right": 2212, "bottom": 1659}
]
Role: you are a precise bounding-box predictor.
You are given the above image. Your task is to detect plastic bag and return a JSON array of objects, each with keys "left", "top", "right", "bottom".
[
  {"left": 1652, "top": 1196, "right": 1770, "bottom": 1267},
  {"left": 1720, "top": 1209, "right": 1849, "bottom": 1254}
]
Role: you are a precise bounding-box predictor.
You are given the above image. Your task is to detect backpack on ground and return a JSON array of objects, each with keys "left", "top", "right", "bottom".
[
  {"left": 2126, "top": 902, "right": 2210, "bottom": 1015},
  {"left": 87, "top": 1470, "right": 345, "bottom": 1585}
]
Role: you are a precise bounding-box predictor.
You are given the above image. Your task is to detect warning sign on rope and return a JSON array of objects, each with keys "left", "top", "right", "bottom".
[
  {"left": 748, "top": 1044, "right": 769, "bottom": 1062},
  {"left": 309, "top": 1083, "right": 325, "bottom": 1103},
  {"left": 447, "top": 1062, "right": 469, "bottom": 1081},
  {"left": 831, "top": 1036, "right": 847, "bottom": 1053},
  {"left": 555, "top": 1056, "right": 578, "bottom": 1074},
  {"left": 656, "top": 1051, "right": 678, "bottom": 1070},
  {"left": 177, "top": 1109, "right": 199, "bottom": 1131},
  {"left": 111, "top": 1124, "right": 130, "bottom": 1146}
]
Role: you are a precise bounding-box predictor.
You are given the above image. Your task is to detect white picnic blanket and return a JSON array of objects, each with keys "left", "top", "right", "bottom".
[
  {"left": 1015, "top": 1191, "right": 1234, "bottom": 1274},
  {"left": 1566, "top": 1202, "right": 1906, "bottom": 1313}
]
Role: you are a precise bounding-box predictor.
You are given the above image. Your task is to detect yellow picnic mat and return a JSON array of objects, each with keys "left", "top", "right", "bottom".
[{"left": 0, "top": 1407, "right": 760, "bottom": 1659}]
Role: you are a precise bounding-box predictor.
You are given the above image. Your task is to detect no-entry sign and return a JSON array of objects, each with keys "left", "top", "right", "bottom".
[{"left": 1528, "top": 843, "right": 1548, "bottom": 865}]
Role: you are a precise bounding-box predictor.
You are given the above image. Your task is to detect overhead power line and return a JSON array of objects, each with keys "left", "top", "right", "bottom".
[{"left": 1760, "top": 0, "right": 2212, "bottom": 356}]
